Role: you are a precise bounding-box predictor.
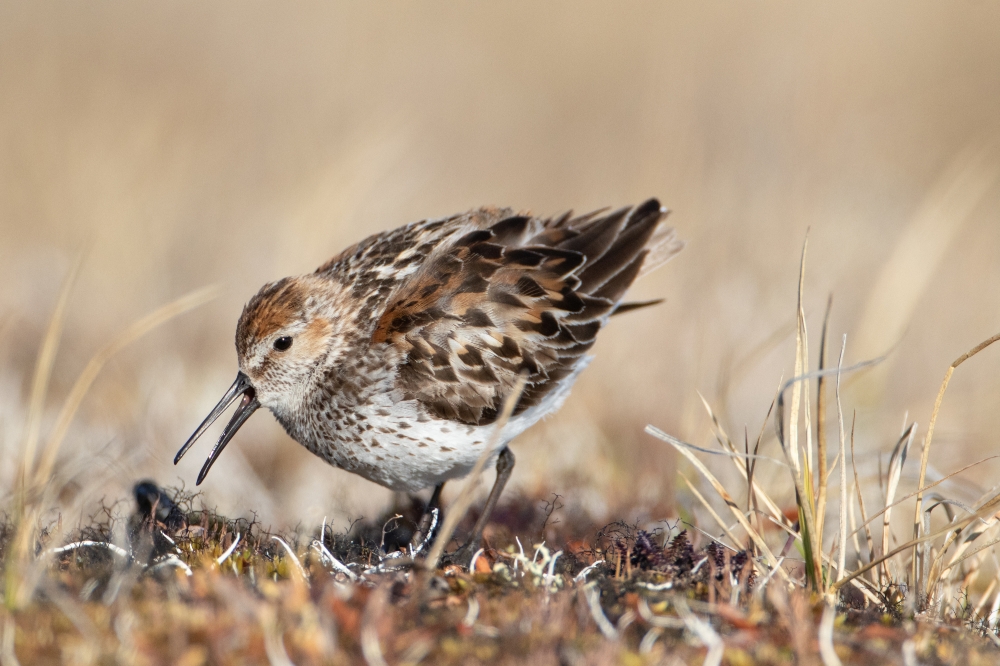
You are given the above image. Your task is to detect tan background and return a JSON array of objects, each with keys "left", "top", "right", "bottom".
[{"left": 2, "top": 2, "right": 999, "bottom": 531}]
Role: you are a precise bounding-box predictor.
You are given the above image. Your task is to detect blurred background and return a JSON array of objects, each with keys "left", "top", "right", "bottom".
[{"left": 2, "top": 1, "right": 999, "bottom": 534}]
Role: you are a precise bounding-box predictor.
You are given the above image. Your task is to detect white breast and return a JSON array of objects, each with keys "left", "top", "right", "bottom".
[{"left": 306, "top": 357, "right": 591, "bottom": 492}]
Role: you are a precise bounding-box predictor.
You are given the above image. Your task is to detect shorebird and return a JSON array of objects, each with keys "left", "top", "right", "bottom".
[{"left": 174, "top": 199, "right": 683, "bottom": 561}]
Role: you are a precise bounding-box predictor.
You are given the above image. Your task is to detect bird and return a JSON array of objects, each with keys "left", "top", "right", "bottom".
[{"left": 174, "top": 199, "right": 683, "bottom": 561}]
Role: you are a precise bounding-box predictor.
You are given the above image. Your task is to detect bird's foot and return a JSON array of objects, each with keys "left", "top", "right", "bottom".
[{"left": 408, "top": 506, "right": 442, "bottom": 557}]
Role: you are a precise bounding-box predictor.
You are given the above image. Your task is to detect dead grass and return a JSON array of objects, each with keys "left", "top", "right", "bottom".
[
  {"left": 2, "top": 485, "right": 1000, "bottom": 665},
  {"left": 3, "top": 252, "right": 1000, "bottom": 665}
]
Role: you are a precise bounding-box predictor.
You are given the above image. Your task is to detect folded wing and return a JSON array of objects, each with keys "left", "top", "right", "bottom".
[{"left": 371, "top": 199, "right": 683, "bottom": 425}]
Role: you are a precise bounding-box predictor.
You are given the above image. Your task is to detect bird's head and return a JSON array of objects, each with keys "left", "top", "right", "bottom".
[
  {"left": 174, "top": 275, "right": 348, "bottom": 484},
  {"left": 234, "top": 276, "right": 337, "bottom": 412}
]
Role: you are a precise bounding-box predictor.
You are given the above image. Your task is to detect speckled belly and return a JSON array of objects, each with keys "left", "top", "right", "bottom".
[{"left": 287, "top": 398, "right": 497, "bottom": 492}]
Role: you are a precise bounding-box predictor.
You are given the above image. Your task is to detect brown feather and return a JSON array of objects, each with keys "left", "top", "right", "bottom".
[{"left": 367, "top": 199, "right": 680, "bottom": 426}]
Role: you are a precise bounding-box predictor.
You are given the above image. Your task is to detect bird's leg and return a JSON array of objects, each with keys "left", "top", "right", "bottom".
[
  {"left": 411, "top": 482, "right": 445, "bottom": 552},
  {"left": 428, "top": 482, "right": 445, "bottom": 512},
  {"left": 445, "top": 446, "right": 515, "bottom": 568}
]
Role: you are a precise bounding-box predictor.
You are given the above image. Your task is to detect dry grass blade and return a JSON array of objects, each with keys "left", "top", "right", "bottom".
[
  {"left": 698, "top": 389, "right": 794, "bottom": 535},
  {"left": 21, "top": 255, "right": 83, "bottom": 476},
  {"left": 769, "top": 290, "right": 891, "bottom": 593},
  {"left": 696, "top": 392, "right": 786, "bottom": 465},
  {"left": 926, "top": 502, "right": 1000, "bottom": 595},
  {"left": 787, "top": 233, "right": 808, "bottom": 478},
  {"left": 775, "top": 237, "right": 889, "bottom": 592},
  {"left": 646, "top": 425, "right": 787, "bottom": 581},
  {"left": 847, "top": 483, "right": 864, "bottom": 572},
  {"left": 815, "top": 295, "right": 833, "bottom": 549},
  {"left": 937, "top": 535, "right": 1000, "bottom": 581},
  {"left": 847, "top": 457, "right": 998, "bottom": 539},
  {"left": 1, "top": 615, "right": 18, "bottom": 666},
  {"left": 360, "top": 585, "right": 389, "bottom": 666},
  {"left": 259, "top": 605, "right": 295, "bottom": 666},
  {"left": 5, "top": 285, "right": 218, "bottom": 609},
  {"left": 31, "top": 284, "right": 220, "bottom": 488},
  {"left": 660, "top": 420, "right": 786, "bottom": 466},
  {"left": 973, "top": 576, "right": 997, "bottom": 619},
  {"left": 836, "top": 335, "right": 848, "bottom": 584},
  {"left": 849, "top": 415, "right": 876, "bottom": 583},
  {"left": 776, "top": 393, "right": 822, "bottom": 589},
  {"left": 882, "top": 423, "right": 915, "bottom": 583},
  {"left": 745, "top": 427, "right": 761, "bottom": 551},
  {"left": 832, "top": 490, "right": 1000, "bottom": 592},
  {"left": 911, "top": 331, "right": 1000, "bottom": 598},
  {"left": 679, "top": 472, "right": 740, "bottom": 548},
  {"left": 423, "top": 372, "right": 528, "bottom": 571}
]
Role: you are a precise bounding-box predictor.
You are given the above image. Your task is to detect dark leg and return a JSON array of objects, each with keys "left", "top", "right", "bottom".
[
  {"left": 411, "top": 483, "right": 445, "bottom": 551},
  {"left": 445, "top": 446, "right": 516, "bottom": 567},
  {"left": 428, "top": 483, "right": 445, "bottom": 512}
]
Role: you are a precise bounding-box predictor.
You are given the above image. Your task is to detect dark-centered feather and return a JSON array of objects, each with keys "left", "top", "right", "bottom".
[{"left": 368, "top": 199, "right": 682, "bottom": 425}]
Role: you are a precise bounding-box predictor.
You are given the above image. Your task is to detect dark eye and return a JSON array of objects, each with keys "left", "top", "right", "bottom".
[{"left": 273, "top": 336, "right": 293, "bottom": 351}]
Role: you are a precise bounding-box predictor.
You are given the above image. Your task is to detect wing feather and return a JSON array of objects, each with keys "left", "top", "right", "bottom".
[{"left": 371, "top": 199, "right": 679, "bottom": 425}]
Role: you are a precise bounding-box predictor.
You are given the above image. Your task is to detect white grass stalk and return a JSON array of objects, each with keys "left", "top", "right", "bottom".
[
  {"left": 46, "top": 541, "right": 129, "bottom": 558},
  {"left": 675, "top": 598, "right": 723, "bottom": 666},
  {"left": 584, "top": 582, "right": 618, "bottom": 640},
  {"left": 311, "top": 540, "right": 357, "bottom": 581},
  {"left": 573, "top": 560, "right": 604, "bottom": 584},
  {"left": 217, "top": 533, "right": 242, "bottom": 566},
  {"left": 819, "top": 603, "right": 842, "bottom": 666},
  {"left": 271, "top": 536, "right": 308, "bottom": 583},
  {"left": 149, "top": 555, "right": 193, "bottom": 577}
]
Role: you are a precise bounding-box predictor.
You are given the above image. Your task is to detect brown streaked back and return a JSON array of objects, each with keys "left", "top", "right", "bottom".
[{"left": 370, "top": 199, "right": 682, "bottom": 425}]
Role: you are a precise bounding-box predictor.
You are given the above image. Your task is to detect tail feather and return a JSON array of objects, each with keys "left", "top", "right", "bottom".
[
  {"left": 638, "top": 220, "right": 685, "bottom": 279},
  {"left": 592, "top": 249, "right": 648, "bottom": 303},
  {"left": 571, "top": 200, "right": 664, "bottom": 293},
  {"left": 610, "top": 298, "right": 665, "bottom": 316}
]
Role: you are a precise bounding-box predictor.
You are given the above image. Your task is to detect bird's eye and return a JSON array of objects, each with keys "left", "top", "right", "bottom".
[{"left": 273, "top": 336, "right": 293, "bottom": 351}]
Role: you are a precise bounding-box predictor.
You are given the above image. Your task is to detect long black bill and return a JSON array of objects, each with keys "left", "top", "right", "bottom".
[{"left": 173, "top": 372, "right": 260, "bottom": 485}]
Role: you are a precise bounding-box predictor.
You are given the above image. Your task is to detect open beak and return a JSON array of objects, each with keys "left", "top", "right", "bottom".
[{"left": 174, "top": 371, "right": 260, "bottom": 485}]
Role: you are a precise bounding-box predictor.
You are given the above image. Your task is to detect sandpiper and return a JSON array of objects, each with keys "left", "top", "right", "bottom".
[{"left": 175, "top": 199, "right": 683, "bottom": 560}]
